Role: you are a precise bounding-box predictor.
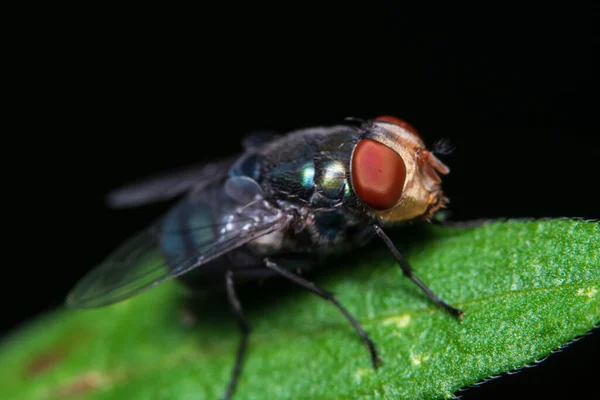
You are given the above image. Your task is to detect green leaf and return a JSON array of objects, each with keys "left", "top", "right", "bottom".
[{"left": 1, "top": 219, "right": 598, "bottom": 400}]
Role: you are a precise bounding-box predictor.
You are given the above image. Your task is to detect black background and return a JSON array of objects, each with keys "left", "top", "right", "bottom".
[{"left": 6, "top": 3, "right": 598, "bottom": 399}]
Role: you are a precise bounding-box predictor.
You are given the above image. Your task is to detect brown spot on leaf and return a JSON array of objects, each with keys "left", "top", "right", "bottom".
[
  {"left": 56, "top": 372, "right": 104, "bottom": 397},
  {"left": 24, "top": 329, "right": 93, "bottom": 378},
  {"left": 25, "top": 349, "right": 64, "bottom": 377}
]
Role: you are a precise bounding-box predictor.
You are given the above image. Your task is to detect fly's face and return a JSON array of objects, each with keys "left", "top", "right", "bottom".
[{"left": 350, "top": 116, "right": 450, "bottom": 223}]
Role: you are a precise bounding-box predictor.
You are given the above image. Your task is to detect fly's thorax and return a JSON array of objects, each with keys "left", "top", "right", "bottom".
[
  {"left": 349, "top": 116, "right": 450, "bottom": 224},
  {"left": 257, "top": 126, "right": 361, "bottom": 209}
]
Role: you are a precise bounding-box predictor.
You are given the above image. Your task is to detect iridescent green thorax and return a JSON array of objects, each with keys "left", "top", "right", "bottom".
[{"left": 259, "top": 126, "right": 360, "bottom": 209}]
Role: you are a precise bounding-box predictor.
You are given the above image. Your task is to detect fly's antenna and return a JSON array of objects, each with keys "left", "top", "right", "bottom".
[{"left": 432, "top": 138, "right": 455, "bottom": 155}]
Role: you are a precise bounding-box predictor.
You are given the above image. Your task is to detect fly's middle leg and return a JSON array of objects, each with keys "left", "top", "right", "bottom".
[{"left": 264, "top": 257, "right": 381, "bottom": 369}]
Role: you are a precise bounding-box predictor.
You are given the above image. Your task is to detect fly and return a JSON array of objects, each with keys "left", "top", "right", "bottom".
[{"left": 67, "top": 116, "right": 463, "bottom": 400}]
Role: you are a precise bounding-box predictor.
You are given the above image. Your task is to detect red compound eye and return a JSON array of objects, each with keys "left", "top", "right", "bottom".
[
  {"left": 351, "top": 139, "right": 406, "bottom": 210},
  {"left": 375, "top": 115, "right": 421, "bottom": 139}
]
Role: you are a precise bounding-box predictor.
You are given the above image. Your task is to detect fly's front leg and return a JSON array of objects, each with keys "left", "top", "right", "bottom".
[
  {"left": 373, "top": 224, "right": 464, "bottom": 319},
  {"left": 264, "top": 258, "right": 381, "bottom": 368},
  {"left": 222, "top": 270, "right": 252, "bottom": 400}
]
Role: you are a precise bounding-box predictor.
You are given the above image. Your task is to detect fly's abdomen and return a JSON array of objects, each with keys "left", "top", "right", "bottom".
[
  {"left": 159, "top": 195, "right": 215, "bottom": 270},
  {"left": 158, "top": 186, "right": 267, "bottom": 287}
]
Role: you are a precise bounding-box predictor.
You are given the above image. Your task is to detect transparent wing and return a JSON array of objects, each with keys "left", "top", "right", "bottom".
[
  {"left": 68, "top": 184, "right": 292, "bottom": 308},
  {"left": 107, "top": 129, "right": 285, "bottom": 209},
  {"left": 106, "top": 156, "right": 238, "bottom": 208},
  {"left": 66, "top": 226, "right": 174, "bottom": 308}
]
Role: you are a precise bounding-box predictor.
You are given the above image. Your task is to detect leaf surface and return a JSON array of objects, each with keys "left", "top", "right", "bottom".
[{"left": 1, "top": 219, "right": 598, "bottom": 399}]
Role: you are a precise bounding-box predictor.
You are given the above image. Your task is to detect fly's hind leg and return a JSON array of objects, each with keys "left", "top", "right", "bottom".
[
  {"left": 222, "top": 270, "right": 252, "bottom": 400},
  {"left": 264, "top": 258, "right": 381, "bottom": 368}
]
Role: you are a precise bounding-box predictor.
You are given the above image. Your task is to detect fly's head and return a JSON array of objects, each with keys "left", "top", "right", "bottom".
[{"left": 350, "top": 115, "right": 450, "bottom": 224}]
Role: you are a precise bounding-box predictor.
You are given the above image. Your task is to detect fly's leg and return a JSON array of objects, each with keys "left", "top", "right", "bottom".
[
  {"left": 222, "top": 270, "right": 251, "bottom": 400},
  {"left": 373, "top": 224, "right": 464, "bottom": 319},
  {"left": 264, "top": 258, "right": 381, "bottom": 368}
]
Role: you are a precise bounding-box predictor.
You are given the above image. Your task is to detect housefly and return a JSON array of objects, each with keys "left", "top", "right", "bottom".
[{"left": 67, "top": 116, "right": 463, "bottom": 400}]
